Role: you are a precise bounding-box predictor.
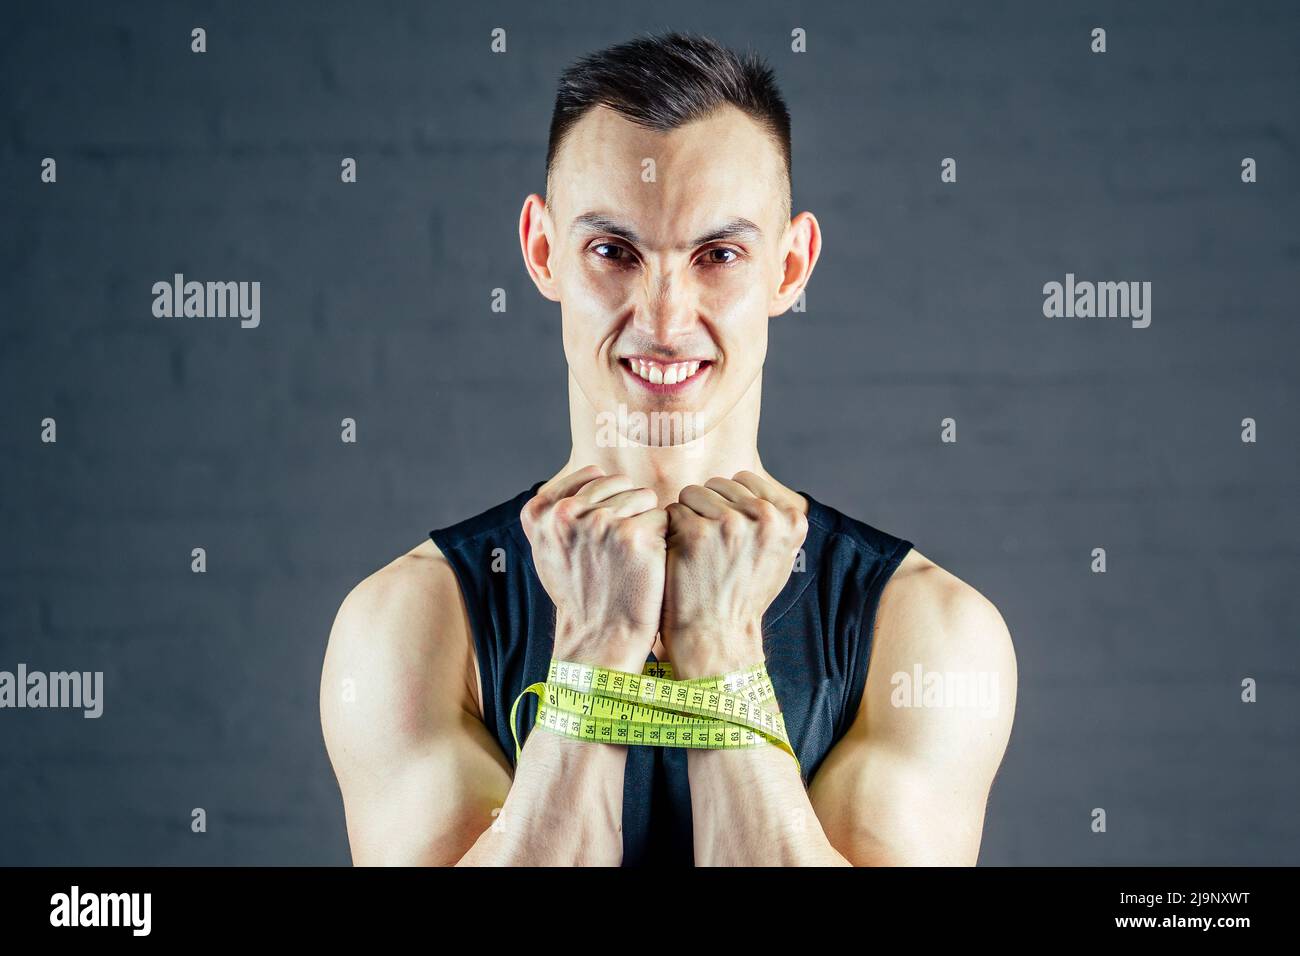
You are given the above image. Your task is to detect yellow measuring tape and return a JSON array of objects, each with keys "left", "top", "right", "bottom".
[{"left": 509, "top": 657, "right": 800, "bottom": 773}]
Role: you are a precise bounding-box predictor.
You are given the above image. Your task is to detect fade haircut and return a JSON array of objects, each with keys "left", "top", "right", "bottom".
[{"left": 545, "top": 31, "right": 793, "bottom": 222}]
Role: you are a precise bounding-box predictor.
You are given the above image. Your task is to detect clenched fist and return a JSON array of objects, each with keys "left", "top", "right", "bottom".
[
  {"left": 662, "top": 471, "right": 809, "bottom": 678},
  {"left": 521, "top": 465, "right": 667, "bottom": 672}
]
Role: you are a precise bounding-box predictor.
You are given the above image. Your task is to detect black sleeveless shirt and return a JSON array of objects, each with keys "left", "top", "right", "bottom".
[{"left": 430, "top": 482, "right": 914, "bottom": 866}]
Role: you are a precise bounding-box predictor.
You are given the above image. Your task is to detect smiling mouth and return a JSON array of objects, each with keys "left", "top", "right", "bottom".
[{"left": 619, "top": 357, "right": 713, "bottom": 391}]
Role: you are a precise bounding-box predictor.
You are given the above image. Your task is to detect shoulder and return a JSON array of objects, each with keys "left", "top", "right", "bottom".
[
  {"left": 332, "top": 538, "right": 466, "bottom": 639},
  {"left": 319, "top": 538, "right": 479, "bottom": 768},
  {"left": 876, "top": 549, "right": 1015, "bottom": 662},
  {"left": 863, "top": 547, "right": 1018, "bottom": 756}
]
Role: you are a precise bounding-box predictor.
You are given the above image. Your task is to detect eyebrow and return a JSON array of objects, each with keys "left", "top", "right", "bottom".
[{"left": 570, "top": 212, "right": 763, "bottom": 249}]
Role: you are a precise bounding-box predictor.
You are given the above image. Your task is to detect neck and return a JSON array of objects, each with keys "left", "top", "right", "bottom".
[{"left": 557, "top": 370, "right": 771, "bottom": 508}]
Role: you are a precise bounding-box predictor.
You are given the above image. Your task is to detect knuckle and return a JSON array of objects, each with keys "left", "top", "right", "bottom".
[
  {"left": 614, "top": 519, "right": 646, "bottom": 548},
  {"left": 520, "top": 496, "right": 545, "bottom": 532},
  {"left": 719, "top": 510, "right": 746, "bottom": 536}
]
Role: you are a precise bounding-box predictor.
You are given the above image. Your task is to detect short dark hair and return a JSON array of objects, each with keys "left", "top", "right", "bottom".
[{"left": 546, "top": 31, "right": 792, "bottom": 219}]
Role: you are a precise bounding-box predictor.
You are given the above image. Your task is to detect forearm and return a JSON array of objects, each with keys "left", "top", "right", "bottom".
[
  {"left": 671, "top": 628, "right": 848, "bottom": 867},
  {"left": 686, "top": 735, "right": 849, "bottom": 866},
  {"left": 457, "top": 730, "right": 629, "bottom": 866}
]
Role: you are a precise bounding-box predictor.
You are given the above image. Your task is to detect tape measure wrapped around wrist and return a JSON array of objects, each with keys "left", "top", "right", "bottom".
[{"left": 509, "top": 656, "right": 800, "bottom": 773}]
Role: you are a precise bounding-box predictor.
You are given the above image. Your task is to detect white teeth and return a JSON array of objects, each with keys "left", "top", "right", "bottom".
[{"left": 627, "top": 359, "right": 708, "bottom": 385}]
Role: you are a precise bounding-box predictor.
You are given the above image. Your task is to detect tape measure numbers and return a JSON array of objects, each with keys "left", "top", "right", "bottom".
[{"left": 509, "top": 657, "right": 800, "bottom": 772}]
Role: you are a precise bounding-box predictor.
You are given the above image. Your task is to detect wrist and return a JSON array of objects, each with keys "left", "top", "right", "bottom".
[
  {"left": 663, "top": 620, "right": 765, "bottom": 679},
  {"left": 553, "top": 614, "right": 654, "bottom": 672}
]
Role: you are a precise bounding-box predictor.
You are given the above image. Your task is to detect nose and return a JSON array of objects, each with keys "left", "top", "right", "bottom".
[{"left": 631, "top": 269, "right": 698, "bottom": 343}]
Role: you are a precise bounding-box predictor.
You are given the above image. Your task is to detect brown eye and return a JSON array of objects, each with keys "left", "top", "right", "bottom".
[
  {"left": 593, "top": 242, "right": 632, "bottom": 263},
  {"left": 702, "top": 247, "right": 739, "bottom": 266}
]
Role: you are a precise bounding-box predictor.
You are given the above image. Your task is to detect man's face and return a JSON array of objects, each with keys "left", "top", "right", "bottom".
[{"left": 538, "top": 104, "right": 793, "bottom": 444}]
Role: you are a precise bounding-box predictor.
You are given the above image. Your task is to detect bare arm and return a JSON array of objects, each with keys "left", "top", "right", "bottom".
[
  {"left": 683, "top": 555, "right": 1016, "bottom": 866},
  {"left": 808, "top": 556, "right": 1018, "bottom": 865},
  {"left": 319, "top": 540, "right": 632, "bottom": 866},
  {"left": 685, "top": 728, "right": 852, "bottom": 866}
]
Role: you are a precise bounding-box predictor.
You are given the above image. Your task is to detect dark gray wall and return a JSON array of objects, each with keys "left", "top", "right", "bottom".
[{"left": 1, "top": 0, "right": 1296, "bottom": 865}]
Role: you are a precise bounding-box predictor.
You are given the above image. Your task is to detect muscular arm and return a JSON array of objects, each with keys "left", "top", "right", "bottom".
[
  {"left": 686, "top": 735, "right": 852, "bottom": 866},
  {"left": 808, "top": 555, "right": 1018, "bottom": 865},
  {"left": 684, "top": 555, "right": 1015, "bottom": 866},
  {"left": 669, "top": 627, "right": 851, "bottom": 866},
  {"left": 319, "top": 541, "right": 632, "bottom": 866}
]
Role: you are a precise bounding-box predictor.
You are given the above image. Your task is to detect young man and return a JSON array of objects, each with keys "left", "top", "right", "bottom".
[{"left": 320, "top": 32, "right": 1017, "bottom": 866}]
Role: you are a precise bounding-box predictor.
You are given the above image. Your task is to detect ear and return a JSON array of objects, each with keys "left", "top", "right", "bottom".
[
  {"left": 768, "top": 210, "right": 822, "bottom": 317},
  {"left": 519, "top": 193, "right": 561, "bottom": 303}
]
